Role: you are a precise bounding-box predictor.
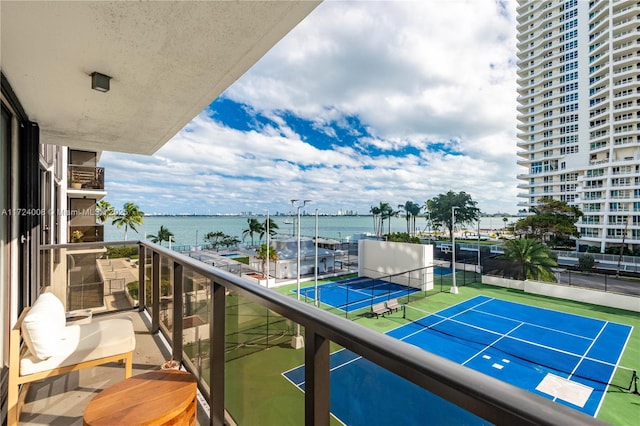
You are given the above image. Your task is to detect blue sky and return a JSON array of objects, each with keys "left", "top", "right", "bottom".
[{"left": 99, "top": 0, "right": 520, "bottom": 215}]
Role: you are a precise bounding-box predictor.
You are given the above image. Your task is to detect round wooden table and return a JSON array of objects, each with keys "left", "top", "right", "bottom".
[{"left": 83, "top": 369, "right": 197, "bottom": 426}]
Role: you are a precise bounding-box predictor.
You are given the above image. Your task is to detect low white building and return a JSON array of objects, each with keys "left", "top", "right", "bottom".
[{"left": 270, "top": 237, "right": 337, "bottom": 279}]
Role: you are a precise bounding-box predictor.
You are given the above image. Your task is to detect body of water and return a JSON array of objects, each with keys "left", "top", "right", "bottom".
[{"left": 104, "top": 215, "right": 515, "bottom": 247}]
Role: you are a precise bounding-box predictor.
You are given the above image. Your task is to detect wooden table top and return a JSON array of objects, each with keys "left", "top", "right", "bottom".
[{"left": 83, "top": 370, "right": 197, "bottom": 426}]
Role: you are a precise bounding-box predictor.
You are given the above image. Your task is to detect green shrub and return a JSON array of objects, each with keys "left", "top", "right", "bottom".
[
  {"left": 386, "top": 232, "right": 421, "bottom": 243},
  {"left": 578, "top": 254, "right": 595, "bottom": 272},
  {"left": 106, "top": 246, "right": 138, "bottom": 259},
  {"left": 127, "top": 281, "right": 139, "bottom": 299}
]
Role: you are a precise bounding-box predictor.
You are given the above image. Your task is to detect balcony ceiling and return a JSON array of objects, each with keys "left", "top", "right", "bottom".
[{"left": 1, "top": 1, "right": 320, "bottom": 155}]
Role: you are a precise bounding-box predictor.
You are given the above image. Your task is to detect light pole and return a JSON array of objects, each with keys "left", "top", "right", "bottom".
[
  {"left": 291, "top": 199, "right": 311, "bottom": 349},
  {"left": 451, "top": 206, "right": 459, "bottom": 294},
  {"left": 266, "top": 209, "right": 270, "bottom": 287},
  {"left": 314, "top": 208, "right": 319, "bottom": 307},
  {"left": 477, "top": 218, "right": 481, "bottom": 273}
]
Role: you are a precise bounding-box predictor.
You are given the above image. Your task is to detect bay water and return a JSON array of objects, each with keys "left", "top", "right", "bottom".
[{"left": 104, "top": 215, "right": 513, "bottom": 247}]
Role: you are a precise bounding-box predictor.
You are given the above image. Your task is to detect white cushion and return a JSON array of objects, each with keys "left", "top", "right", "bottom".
[
  {"left": 21, "top": 293, "right": 66, "bottom": 360},
  {"left": 20, "top": 317, "right": 136, "bottom": 376}
]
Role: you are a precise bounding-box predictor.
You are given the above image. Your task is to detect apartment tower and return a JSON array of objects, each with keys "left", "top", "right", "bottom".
[{"left": 516, "top": 0, "right": 640, "bottom": 253}]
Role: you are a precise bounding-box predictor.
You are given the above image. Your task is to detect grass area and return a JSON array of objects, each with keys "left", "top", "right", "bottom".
[{"left": 200, "top": 275, "right": 639, "bottom": 425}]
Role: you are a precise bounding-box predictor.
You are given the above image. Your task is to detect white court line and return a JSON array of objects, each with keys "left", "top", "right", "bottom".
[
  {"left": 473, "top": 307, "right": 596, "bottom": 341},
  {"left": 406, "top": 299, "right": 623, "bottom": 373},
  {"left": 462, "top": 322, "right": 525, "bottom": 366},
  {"left": 398, "top": 297, "right": 494, "bottom": 342}
]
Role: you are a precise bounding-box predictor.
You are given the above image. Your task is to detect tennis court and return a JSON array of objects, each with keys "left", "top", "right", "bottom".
[
  {"left": 283, "top": 295, "right": 635, "bottom": 424},
  {"left": 294, "top": 277, "right": 421, "bottom": 313}
]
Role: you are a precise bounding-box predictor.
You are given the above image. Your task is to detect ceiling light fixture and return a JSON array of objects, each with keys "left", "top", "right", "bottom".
[{"left": 90, "top": 72, "right": 111, "bottom": 92}]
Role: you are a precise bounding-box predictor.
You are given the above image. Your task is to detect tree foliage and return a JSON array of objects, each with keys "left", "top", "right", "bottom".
[
  {"left": 370, "top": 202, "right": 396, "bottom": 237},
  {"left": 255, "top": 243, "right": 278, "bottom": 277},
  {"left": 386, "top": 232, "right": 421, "bottom": 244},
  {"left": 204, "top": 231, "right": 227, "bottom": 250},
  {"left": 147, "top": 225, "right": 174, "bottom": 246},
  {"left": 501, "top": 238, "right": 558, "bottom": 282},
  {"left": 259, "top": 218, "right": 279, "bottom": 240},
  {"left": 398, "top": 201, "right": 422, "bottom": 235},
  {"left": 112, "top": 202, "right": 144, "bottom": 240},
  {"left": 425, "top": 191, "right": 479, "bottom": 239},
  {"left": 578, "top": 254, "right": 595, "bottom": 272},
  {"left": 221, "top": 235, "right": 240, "bottom": 248},
  {"left": 242, "top": 218, "right": 263, "bottom": 246},
  {"left": 96, "top": 200, "right": 115, "bottom": 224},
  {"left": 514, "top": 198, "right": 582, "bottom": 244}
]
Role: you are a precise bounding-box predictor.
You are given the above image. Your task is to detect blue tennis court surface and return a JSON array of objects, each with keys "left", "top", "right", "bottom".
[
  {"left": 294, "top": 277, "right": 420, "bottom": 313},
  {"left": 283, "top": 295, "right": 634, "bottom": 424}
]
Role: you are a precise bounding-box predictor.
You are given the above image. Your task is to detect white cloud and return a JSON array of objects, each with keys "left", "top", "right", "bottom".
[{"left": 100, "top": 0, "right": 521, "bottom": 215}]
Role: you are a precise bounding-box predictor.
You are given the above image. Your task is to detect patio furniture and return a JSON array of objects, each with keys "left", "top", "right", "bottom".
[
  {"left": 8, "top": 293, "right": 135, "bottom": 426},
  {"left": 83, "top": 369, "right": 197, "bottom": 426}
]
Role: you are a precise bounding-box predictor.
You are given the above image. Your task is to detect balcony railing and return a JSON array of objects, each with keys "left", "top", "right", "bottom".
[
  {"left": 68, "top": 165, "right": 105, "bottom": 190},
  {"left": 69, "top": 225, "right": 104, "bottom": 243},
  {"left": 39, "top": 241, "right": 607, "bottom": 426}
]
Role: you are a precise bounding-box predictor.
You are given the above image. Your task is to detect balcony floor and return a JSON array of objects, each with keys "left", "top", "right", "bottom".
[{"left": 18, "top": 310, "right": 210, "bottom": 425}]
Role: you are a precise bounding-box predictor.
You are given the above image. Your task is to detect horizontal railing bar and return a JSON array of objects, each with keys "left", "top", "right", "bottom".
[
  {"left": 41, "top": 240, "right": 135, "bottom": 250},
  {"left": 139, "top": 241, "right": 606, "bottom": 425}
]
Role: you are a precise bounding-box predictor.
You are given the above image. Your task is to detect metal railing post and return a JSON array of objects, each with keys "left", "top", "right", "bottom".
[
  {"left": 305, "top": 327, "right": 330, "bottom": 426},
  {"left": 173, "top": 261, "right": 184, "bottom": 361},
  {"left": 138, "top": 244, "right": 146, "bottom": 312},
  {"left": 210, "top": 281, "right": 226, "bottom": 426},
  {"left": 152, "top": 251, "right": 160, "bottom": 333}
]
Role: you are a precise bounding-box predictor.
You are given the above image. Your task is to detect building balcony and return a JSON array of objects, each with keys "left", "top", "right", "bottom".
[
  {"left": 22, "top": 241, "right": 607, "bottom": 426},
  {"left": 68, "top": 225, "right": 104, "bottom": 244},
  {"left": 68, "top": 165, "right": 105, "bottom": 191}
]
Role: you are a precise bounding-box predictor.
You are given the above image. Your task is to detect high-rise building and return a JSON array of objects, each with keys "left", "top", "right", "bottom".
[{"left": 515, "top": 0, "right": 640, "bottom": 253}]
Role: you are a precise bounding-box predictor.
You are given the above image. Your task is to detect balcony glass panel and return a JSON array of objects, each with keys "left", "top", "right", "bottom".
[
  {"left": 144, "top": 248, "right": 153, "bottom": 310},
  {"left": 224, "top": 294, "right": 305, "bottom": 424},
  {"left": 160, "top": 255, "right": 175, "bottom": 332},
  {"left": 62, "top": 243, "right": 139, "bottom": 312}
]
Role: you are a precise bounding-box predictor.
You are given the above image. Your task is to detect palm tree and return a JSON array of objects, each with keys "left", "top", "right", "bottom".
[
  {"left": 147, "top": 225, "right": 174, "bottom": 247},
  {"left": 372, "top": 202, "right": 394, "bottom": 237},
  {"left": 242, "top": 218, "right": 263, "bottom": 246},
  {"left": 259, "top": 218, "right": 279, "bottom": 241},
  {"left": 112, "top": 202, "right": 144, "bottom": 240},
  {"left": 95, "top": 200, "right": 115, "bottom": 224},
  {"left": 399, "top": 201, "right": 421, "bottom": 235},
  {"left": 370, "top": 205, "right": 381, "bottom": 236},
  {"left": 501, "top": 238, "right": 557, "bottom": 282},
  {"left": 379, "top": 202, "right": 396, "bottom": 237},
  {"left": 255, "top": 243, "right": 278, "bottom": 278}
]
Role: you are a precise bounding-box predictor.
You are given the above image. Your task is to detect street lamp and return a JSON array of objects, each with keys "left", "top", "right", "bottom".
[
  {"left": 314, "top": 208, "right": 319, "bottom": 307},
  {"left": 451, "top": 206, "right": 459, "bottom": 294},
  {"left": 291, "top": 199, "right": 311, "bottom": 349},
  {"left": 266, "top": 209, "right": 270, "bottom": 287},
  {"left": 477, "top": 218, "right": 481, "bottom": 273}
]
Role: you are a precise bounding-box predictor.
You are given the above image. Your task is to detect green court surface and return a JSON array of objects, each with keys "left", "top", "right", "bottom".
[{"left": 220, "top": 280, "right": 639, "bottom": 425}]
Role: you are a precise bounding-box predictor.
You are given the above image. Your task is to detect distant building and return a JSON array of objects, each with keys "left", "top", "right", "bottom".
[{"left": 516, "top": 0, "right": 640, "bottom": 253}]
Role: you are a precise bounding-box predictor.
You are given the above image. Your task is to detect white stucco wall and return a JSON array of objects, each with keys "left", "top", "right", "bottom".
[
  {"left": 358, "top": 240, "right": 433, "bottom": 291},
  {"left": 481, "top": 275, "right": 639, "bottom": 312}
]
